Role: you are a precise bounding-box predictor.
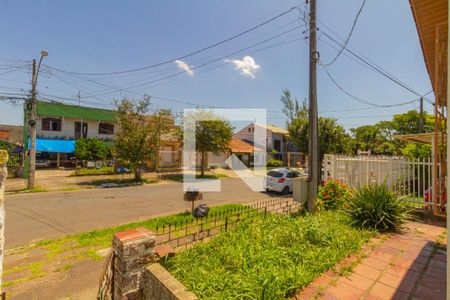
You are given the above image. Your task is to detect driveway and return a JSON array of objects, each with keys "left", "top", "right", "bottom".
[{"left": 5, "top": 178, "right": 273, "bottom": 249}]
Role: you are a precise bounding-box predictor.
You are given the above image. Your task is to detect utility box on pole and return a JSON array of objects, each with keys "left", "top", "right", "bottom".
[{"left": 293, "top": 176, "right": 309, "bottom": 206}]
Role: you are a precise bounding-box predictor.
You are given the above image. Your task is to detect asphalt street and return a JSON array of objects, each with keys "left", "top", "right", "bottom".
[{"left": 5, "top": 178, "right": 273, "bottom": 249}]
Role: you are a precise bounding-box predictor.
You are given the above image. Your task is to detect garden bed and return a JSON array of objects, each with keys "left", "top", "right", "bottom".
[{"left": 163, "top": 211, "right": 375, "bottom": 299}]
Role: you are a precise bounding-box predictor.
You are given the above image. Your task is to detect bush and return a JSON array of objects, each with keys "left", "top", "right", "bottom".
[
  {"left": 318, "top": 178, "right": 352, "bottom": 210},
  {"left": 267, "top": 159, "right": 284, "bottom": 168},
  {"left": 346, "top": 183, "right": 411, "bottom": 232},
  {"left": 75, "top": 138, "right": 110, "bottom": 161}
]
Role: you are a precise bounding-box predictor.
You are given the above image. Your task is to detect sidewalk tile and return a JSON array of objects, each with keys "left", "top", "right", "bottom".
[
  {"left": 369, "top": 282, "right": 397, "bottom": 299},
  {"left": 414, "top": 284, "right": 446, "bottom": 300},
  {"left": 361, "top": 257, "right": 389, "bottom": 271},
  {"left": 378, "top": 273, "right": 415, "bottom": 293},
  {"left": 419, "top": 274, "right": 446, "bottom": 293},
  {"left": 341, "top": 273, "right": 375, "bottom": 291},
  {"left": 353, "top": 264, "right": 382, "bottom": 280},
  {"left": 327, "top": 281, "right": 364, "bottom": 300}
]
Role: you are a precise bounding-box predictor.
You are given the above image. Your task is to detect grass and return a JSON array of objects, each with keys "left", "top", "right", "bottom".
[
  {"left": 71, "top": 166, "right": 115, "bottom": 176},
  {"left": 3, "top": 204, "right": 245, "bottom": 289},
  {"left": 7, "top": 186, "right": 48, "bottom": 194},
  {"left": 161, "top": 173, "right": 228, "bottom": 182},
  {"left": 84, "top": 177, "right": 158, "bottom": 187},
  {"left": 163, "top": 211, "right": 375, "bottom": 299}
]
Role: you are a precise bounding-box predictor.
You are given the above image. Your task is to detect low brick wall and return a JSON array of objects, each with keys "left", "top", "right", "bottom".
[{"left": 141, "top": 263, "right": 197, "bottom": 300}]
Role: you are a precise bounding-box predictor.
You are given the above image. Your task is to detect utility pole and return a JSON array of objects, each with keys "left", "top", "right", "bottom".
[
  {"left": 307, "top": 0, "right": 319, "bottom": 213},
  {"left": 28, "top": 59, "right": 37, "bottom": 189},
  {"left": 28, "top": 51, "right": 48, "bottom": 189},
  {"left": 419, "top": 97, "right": 424, "bottom": 133}
]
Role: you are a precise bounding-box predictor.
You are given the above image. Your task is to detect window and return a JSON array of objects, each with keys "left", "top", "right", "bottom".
[
  {"left": 42, "top": 118, "right": 62, "bottom": 131},
  {"left": 267, "top": 171, "right": 283, "bottom": 178},
  {"left": 99, "top": 123, "right": 114, "bottom": 135},
  {"left": 274, "top": 139, "right": 281, "bottom": 152},
  {"left": 248, "top": 127, "right": 251, "bottom": 132}
]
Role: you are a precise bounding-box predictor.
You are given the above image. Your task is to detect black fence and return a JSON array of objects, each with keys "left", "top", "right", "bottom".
[{"left": 155, "top": 198, "right": 301, "bottom": 250}]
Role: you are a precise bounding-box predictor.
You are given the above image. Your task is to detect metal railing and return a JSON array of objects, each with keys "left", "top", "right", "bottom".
[{"left": 155, "top": 198, "right": 301, "bottom": 250}]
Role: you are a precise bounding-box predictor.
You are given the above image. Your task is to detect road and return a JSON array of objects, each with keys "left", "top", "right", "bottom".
[{"left": 5, "top": 179, "right": 273, "bottom": 249}]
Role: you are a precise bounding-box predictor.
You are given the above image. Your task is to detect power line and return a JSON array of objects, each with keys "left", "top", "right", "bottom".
[
  {"left": 322, "top": 0, "right": 367, "bottom": 66},
  {"left": 46, "top": 6, "right": 301, "bottom": 76},
  {"left": 321, "top": 64, "right": 419, "bottom": 108}
]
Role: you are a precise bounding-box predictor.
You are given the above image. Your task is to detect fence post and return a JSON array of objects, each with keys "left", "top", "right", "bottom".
[
  {"left": 224, "top": 216, "right": 228, "bottom": 232},
  {"left": 0, "top": 150, "right": 8, "bottom": 295}
]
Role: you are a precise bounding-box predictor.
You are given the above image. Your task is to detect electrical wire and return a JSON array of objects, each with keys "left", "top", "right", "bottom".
[
  {"left": 322, "top": 0, "right": 367, "bottom": 66},
  {"left": 46, "top": 6, "right": 301, "bottom": 76}
]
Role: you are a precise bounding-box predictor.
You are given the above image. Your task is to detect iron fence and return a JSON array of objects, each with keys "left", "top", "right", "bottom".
[{"left": 155, "top": 198, "right": 300, "bottom": 250}]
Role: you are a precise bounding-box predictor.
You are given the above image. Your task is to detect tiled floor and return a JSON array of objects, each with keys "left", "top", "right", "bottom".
[{"left": 294, "top": 221, "right": 447, "bottom": 300}]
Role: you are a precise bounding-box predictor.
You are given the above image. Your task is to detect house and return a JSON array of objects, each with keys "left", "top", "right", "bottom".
[
  {"left": 0, "top": 124, "right": 23, "bottom": 145},
  {"left": 23, "top": 101, "right": 117, "bottom": 168},
  {"left": 233, "top": 123, "right": 295, "bottom": 162},
  {"left": 407, "top": 0, "right": 448, "bottom": 215}
]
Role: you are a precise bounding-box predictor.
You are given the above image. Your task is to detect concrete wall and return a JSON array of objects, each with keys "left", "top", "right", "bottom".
[{"left": 141, "top": 264, "right": 197, "bottom": 300}]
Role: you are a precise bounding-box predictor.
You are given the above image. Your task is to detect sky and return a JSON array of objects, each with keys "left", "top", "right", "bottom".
[{"left": 0, "top": 0, "right": 433, "bottom": 132}]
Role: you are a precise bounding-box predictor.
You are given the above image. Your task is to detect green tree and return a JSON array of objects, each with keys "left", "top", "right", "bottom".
[
  {"left": 281, "top": 90, "right": 351, "bottom": 156},
  {"left": 75, "top": 138, "right": 109, "bottom": 161},
  {"left": 183, "top": 110, "right": 233, "bottom": 176},
  {"left": 114, "top": 97, "right": 170, "bottom": 180}
]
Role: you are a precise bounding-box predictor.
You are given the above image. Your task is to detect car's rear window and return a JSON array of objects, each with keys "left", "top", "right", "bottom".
[{"left": 267, "top": 171, "right": 283, "bottom": 178}]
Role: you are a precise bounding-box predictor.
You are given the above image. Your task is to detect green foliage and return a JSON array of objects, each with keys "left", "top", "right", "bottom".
[
  {"left": 115, "top": 97, "right": 171, "bottom": 180},
  {"left": 318, "top": 178, "right": 352, "bottom": 210},
  {"left": 346, "top": 184, "right": 411, "bottom": 232},
  {"left": 401, "top": 143, "right": 432, "bottom": 159},
  {"left": 281, "top": 91, "right": 352, "bottom": 155},
  {"left": 164, "top": 212, "right": 373, "bottom": 299},
  {"left": 350, "top": 110, "right": 435, "bottom": 155},
  {"left": 0, "top": 140, "right": 21, "bottom": 177},
  {"left": 267, "top": 158, "right": 284, "bottom": 168},
  {"left": 75, "top": 138, "right": 109, "bottom": 161},
  {"left": 182, "top": 110, "right": 234, "bottom": 176},
  {"left": 72, "top": 166, "right": 114, "bottom": 176}
]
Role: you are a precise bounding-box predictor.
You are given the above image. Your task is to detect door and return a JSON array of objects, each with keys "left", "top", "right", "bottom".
[{"left": 75, "top": 122, "right": 88, "bottom": 139}]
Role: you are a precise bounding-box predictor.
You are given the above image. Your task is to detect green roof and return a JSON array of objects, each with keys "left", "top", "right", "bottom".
[{"left": 36, "top": 101, "right": 116, "bottom": 122}]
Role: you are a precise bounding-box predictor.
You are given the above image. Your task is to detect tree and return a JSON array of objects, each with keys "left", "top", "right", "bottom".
[
  {"left": 114, "top": 97, "right": 170, "bottom": 180},
  {"left": 183, "top": 110, "right": 233, "bottom": 176},
  {"left": 281, "top": 90, "right": 352, "bottom": 156},
  {"left": 75, "top": 138, "right": 109, "bottom": 161}
]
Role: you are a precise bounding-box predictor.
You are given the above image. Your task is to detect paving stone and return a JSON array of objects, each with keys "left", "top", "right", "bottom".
[
  {"left": 353, "top": 264, "right": 381, "bottom": 280},
  {"left": 327, "top": 280, "right": 364, "bottom": 300},
  {"left": 414, "top": 284, "right": 446, "bottom": 300},
  {"left": 361, "top": 257, "right": 389, "bottom": 271},
  {"left": 369, "top": 282, "right": 398, "bottom": 299},
  {"left": 340, "top": 272, "right": 374, "bottom": 291},
  {"left": 378, "top": 273, "right": 415, "bottom": 293}
]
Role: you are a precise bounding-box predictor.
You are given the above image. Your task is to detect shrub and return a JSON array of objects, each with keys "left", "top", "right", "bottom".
[
  {"left": 318, "top": 178, "right": 351, "bottom": 210},
  {"left": 346, "top": 183, "right": 411, "bottom": 232},
  {"left": 267, "top": 159, "right": 284, "bottom": 168},
  {"left": 75, "top": 138, "right": 110, "bottom": 161}
]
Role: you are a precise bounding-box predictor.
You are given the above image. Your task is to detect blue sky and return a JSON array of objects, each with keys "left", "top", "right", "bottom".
[{"left": 0, "top": 0, "right": 433, "bottom": 131}]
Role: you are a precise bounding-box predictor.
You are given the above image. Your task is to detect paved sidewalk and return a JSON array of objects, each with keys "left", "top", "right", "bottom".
[{"left": 295, "top": 221, "right": 447, "bottom": 300}]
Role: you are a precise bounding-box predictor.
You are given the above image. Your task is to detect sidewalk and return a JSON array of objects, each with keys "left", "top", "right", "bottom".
[{"left": 295, "top": 221, "right": 447, "bottom": 300}]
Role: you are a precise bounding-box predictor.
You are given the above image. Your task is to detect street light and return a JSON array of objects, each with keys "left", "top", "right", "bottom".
[{"left": 28, "top": 50, "right": 48, "bottom": 189}]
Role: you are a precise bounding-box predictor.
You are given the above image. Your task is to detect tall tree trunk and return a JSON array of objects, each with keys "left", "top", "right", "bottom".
[
  {"left": 0, "top": 150, "right": 8, "bottom": 293},
  {"left": 200, "top": 151, "right": 205, "bottom": 177}
]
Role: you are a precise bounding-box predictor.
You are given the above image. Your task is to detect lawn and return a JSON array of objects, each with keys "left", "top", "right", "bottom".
[
  {"left": 164, "top": 211, "right": 375, "bottom": 299},
  {"left": 71, "top": 166, "right": 115, "bottom": 176},
  {"left": 4, "top": 204, "right": 244, "bottom": 290}
]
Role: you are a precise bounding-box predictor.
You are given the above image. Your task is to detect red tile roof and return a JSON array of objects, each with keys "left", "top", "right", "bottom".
[{"left": 230, "top": 139, "right": 264, "bottom": 153}]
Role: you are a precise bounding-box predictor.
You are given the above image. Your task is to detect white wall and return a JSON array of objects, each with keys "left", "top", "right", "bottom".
[{"left": 36, "top": 117, "right": 117, "bottom": 140}]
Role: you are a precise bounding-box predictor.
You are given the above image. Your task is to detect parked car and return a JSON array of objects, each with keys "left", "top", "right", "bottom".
[{"left": 266, "top": 168, "right": 307, "bottom": 195}]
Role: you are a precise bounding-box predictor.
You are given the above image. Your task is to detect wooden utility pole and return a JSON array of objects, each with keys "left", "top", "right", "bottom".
[
  {"left": 419, "top": 97, "right": 424, "bottom": 133},
  {"left": 307, "top": 0, "right": 319, "bottom": 212},
  {"left": 28, "top": 59, "right": 37, "bottom": 189}
]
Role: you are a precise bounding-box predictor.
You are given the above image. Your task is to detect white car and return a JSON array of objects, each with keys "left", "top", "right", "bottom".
[{"left": 266, "top": 168, "right": 307, "bottom": 195}]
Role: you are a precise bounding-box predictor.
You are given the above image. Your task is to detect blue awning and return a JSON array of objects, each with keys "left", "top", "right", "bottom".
[{"left": 28, "top": 138, "right": 75, "bottom": 153}]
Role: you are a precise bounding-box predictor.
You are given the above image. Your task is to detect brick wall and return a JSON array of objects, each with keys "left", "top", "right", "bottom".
[{"left": 141, "top": 264, "right": 197, "bottom": 300}]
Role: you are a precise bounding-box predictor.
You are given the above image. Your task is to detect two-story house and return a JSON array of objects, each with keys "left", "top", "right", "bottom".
[
  {"left": 23, "top": 101, "right": 117, "bottom": 168},
  {"left": 233, "top": 123, "right": 294, "bottom": 162}
]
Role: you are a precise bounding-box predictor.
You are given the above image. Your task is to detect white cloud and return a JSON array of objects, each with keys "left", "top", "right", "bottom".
[
  {"left": 174, "top": 60, "right": 194, "bottom": 76},
  {"left": 226, "top": 55, "right": 261, "bottom": 78}
]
